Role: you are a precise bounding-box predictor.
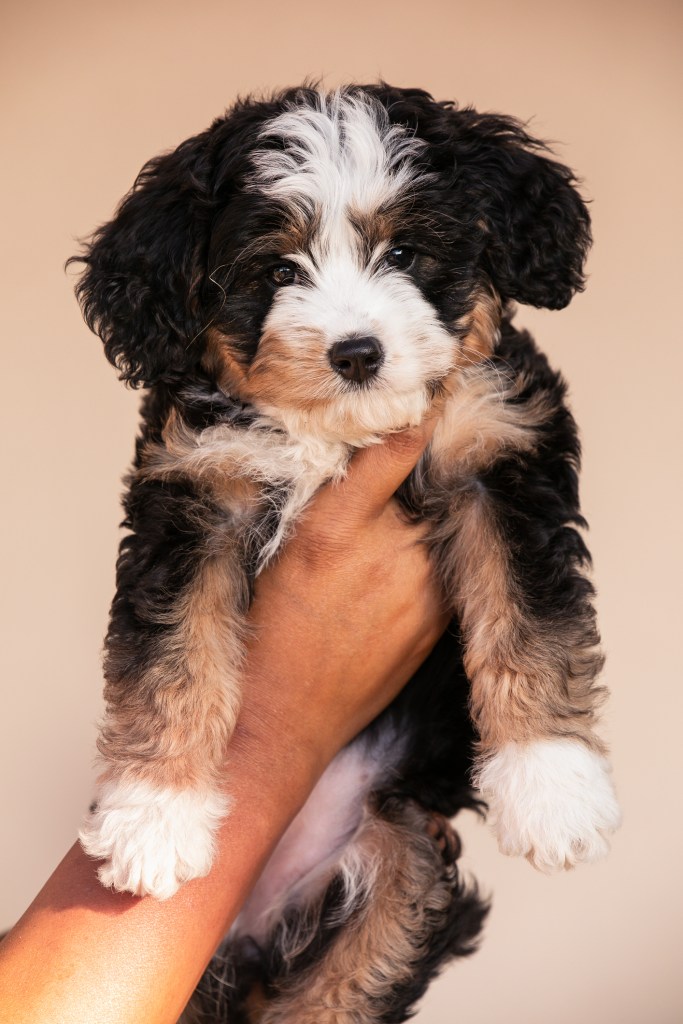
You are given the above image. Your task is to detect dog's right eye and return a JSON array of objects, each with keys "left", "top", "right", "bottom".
[
  {"left": 269, "top": 263, "right": 299, "bottom": 287},
  {"left": 383, "top": 246, "right": 416, "bottom": 271}
]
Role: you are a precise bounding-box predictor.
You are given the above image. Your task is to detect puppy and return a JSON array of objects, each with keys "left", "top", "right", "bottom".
[{"left": 72, "top": 84, "right": 620, "bottom": 1021}]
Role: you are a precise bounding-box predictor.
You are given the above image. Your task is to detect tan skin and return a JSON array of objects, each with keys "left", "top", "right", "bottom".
[{"left": 0, "top": 420, "right": 450, "bottom": 1024}]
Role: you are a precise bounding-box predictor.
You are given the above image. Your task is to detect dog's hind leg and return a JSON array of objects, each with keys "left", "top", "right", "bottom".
[{"left": 255, "top": 798, "right": 487, "bottom": 1024}]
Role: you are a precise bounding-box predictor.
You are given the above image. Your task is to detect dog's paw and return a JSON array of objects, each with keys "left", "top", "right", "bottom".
[
  {"left": 474, "top": 739, "right": 621, "bottom": 872},
  {"left": 79, "top": 780, "right": 230, "bottom": 899}
]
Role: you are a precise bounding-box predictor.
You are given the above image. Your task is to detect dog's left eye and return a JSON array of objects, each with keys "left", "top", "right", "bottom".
[
  {"left": 269, "top": 263, "right": 300, "bottom": 287},
  {"left": 383, "top": 246, "right": 416, "bottom": 271}
]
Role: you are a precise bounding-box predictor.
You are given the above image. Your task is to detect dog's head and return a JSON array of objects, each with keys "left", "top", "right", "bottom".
[{"left": 72, "top": 84, "right": 590, "bottom": 441}]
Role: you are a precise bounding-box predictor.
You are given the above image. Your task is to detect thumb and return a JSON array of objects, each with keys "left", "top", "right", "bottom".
[{"left": 315, "top": 416, "right": 438, "bottom": 523}]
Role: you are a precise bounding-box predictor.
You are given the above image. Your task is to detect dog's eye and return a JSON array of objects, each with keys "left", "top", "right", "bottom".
[
  {"left": 269, "top": 263, "right": 299, "bottom": 287},
  {"left": 383, "top": 246, "right": 415, "bottom": 271}
]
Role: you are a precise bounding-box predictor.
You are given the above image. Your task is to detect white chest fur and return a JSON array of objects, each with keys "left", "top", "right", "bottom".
[
  {"left": 145, "top": 368, "right": 540, "bottom": 571},
  {"left": 241, "top": 423, "right": 352, "bottom": 567},
  {"left": 144, "top": 411, "right": 353, "bottom": 566}
]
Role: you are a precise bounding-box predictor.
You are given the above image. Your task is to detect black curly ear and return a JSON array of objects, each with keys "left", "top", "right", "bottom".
[
  {"left": 450, "top": 110, "right": 592, "bottom": 310},
  {"left": 69, "top": 129, "right": 216, "bottom": 387}
]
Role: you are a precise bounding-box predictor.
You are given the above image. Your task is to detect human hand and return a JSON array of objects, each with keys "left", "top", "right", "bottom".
[{"left": 232, "top": 416, "right": 449, "bottom": 796}]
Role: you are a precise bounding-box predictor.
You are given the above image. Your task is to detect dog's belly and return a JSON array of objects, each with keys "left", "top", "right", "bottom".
[{"left": 232, "top": 726, "right": 403, "bottom": 944}]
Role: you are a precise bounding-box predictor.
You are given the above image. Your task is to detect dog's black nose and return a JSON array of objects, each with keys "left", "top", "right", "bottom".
[{"left": 329, "top": 336, "right": 384, "bottom": 384}]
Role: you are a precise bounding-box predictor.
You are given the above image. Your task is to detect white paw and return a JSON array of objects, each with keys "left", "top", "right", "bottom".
[
  {"left": 474, "top": 739, "right": 621, "bottom": 872},
  {"left": 79, "top": 779, "right": 230, "bottom": 899}
]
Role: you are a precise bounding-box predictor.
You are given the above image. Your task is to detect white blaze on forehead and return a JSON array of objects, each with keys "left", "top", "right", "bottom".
[{"left": 249, "top": 91, "right": 428, "bottom": 224}]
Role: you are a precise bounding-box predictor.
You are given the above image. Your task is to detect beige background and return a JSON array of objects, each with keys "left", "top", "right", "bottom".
[{"left": 2, "top": 1, "right": 682, "bottom": 1021}]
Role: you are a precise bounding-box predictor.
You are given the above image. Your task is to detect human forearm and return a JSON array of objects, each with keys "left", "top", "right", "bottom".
[
  {"left": 0, "top": 423, "right": 445, "bottom": 1024},
  {"left": 0, "top": 708, "right": 319, "bottom": 1024}
]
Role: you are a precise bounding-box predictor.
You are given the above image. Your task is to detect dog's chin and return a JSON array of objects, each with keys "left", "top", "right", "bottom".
[{"left": 260, "top": 386, "right": 434, "bottom": 447}]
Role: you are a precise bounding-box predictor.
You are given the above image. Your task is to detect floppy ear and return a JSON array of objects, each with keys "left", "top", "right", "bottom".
[
  {"left": 355, "top": 86, "right": 591, "bottom": 311},
  {"left": 450, "top": 110, "right": 592, "bottom": 310},
  {"left": 70, "top": 129, "right": 216, "bottom": 387}
]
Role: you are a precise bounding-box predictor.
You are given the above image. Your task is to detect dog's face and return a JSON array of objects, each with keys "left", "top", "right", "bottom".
[
  {"left": 73, "top": 84, "right": 590, "bottom": 440},
  {"left": 204, "top": 93, "right": 478, "bottom": 440}
]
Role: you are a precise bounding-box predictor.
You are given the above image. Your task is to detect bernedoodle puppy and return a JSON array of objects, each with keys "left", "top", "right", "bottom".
[{"left": 71, "top": 83, "right": 621, "bottom": 1022}]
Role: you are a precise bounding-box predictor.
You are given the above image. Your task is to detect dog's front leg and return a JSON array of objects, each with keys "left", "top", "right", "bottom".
[
  {"left": 440, "top": 466, "right": 621, "bottom": 871},
  {"left": 80, "top": 482, "right": 249, "bottom": 899}
]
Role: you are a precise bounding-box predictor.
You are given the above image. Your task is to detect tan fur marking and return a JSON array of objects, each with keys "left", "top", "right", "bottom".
[
  {"left": 99, "top": 554, "right": 247, "bottom": 791},
  {"left": 442, "top": 493, "right": 605, "bottom": 754},
  {"left": 139, "top": 409, "right": 262, "bottom": 514},
  {"left": 206, "top": 325, "right": 335, "bottom": 413},
  {"left": 246, "top": 326, "right": 333, "bottom": 410},
  {"left": 270, "top": 216, "right": 323, "bottom": 255},
  {"left": 346, "top": 204, "right": 406, "bottom": 257},
  {"left": 456, "top": 288, "right": 503, "bottom": 361},
  {"left": 259, "top": 804, "right": 458, "bottom": 1024},
  {"left": 203, "top": 328, "right": 251, "bottom": 397},
  {"left": 430, "top": 364, "right": 552, "bottom": 478}
]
